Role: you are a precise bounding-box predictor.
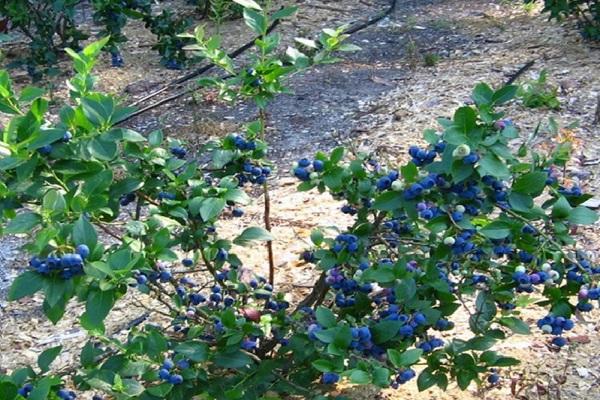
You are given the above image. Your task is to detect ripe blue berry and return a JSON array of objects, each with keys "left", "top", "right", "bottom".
[
  {"left": 168, "top": 374, "right": 184, "bottom": 385},
  {"left": 313, "top": 159, "right": 324, "bottom": 171},
  {"left": 232, "top": 207, "right": 244, "bottom": 217},
  {"left": 182, "top": 258, "right": 193, "bottom": 267},
  {"left": 321, "top": 372, "right": 340, "bottom": 384},
  {"left": 76, "top": 244, "right": 90, "bottom": 259}
]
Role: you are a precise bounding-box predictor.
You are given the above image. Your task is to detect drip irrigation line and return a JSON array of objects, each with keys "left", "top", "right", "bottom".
[
  {"left": 505, "top": 60, "right": 535, "bottom": 86},
  {"left": 117, "top": 0, "right": 398, "bottom": 125}
]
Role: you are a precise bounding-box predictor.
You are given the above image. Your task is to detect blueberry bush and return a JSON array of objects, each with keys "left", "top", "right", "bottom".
[
  {"left": 0, "top": 2, "right": 599, "bottom": 400},
  {"left": 528, "top": 0, "right": 600, "bottom": 40}
]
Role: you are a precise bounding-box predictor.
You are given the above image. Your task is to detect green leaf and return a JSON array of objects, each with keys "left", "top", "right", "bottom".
[
  {"left": 174, "top": 341, "right": 208, "bottom": 362},
  {"left": 37, "top": 345, "right": 62, "bottom": 373},
  {"left": 467, "top": 335, "right": 497, "bottom": 351},
  {"left": 243, "top": 8, "right": 267, "bottom": 35},
  {"left": 26, "top": 128, "right": 66, "bottom": 151},
  {"left": 349, "top": 370, "right": 371, "bottom": 384},
  {"left": 568, "top": 206, "right": 598, "bottom": 225},
  {"left": 508, "top": 192, "right": 533, "bottom": 212},
  {"left": 498, "top": 317, "right": 531, "bottom": 335},
  {"left": 5, "top": 212, "right": 42, "bottom": 234},
  {"left": 471, "top": 83, "right": 494, "bottom": 106},
  {"left": 398, "top": 348, "right": 423, "bottom": 366},
  {"left": 417, "top": 368, "right": 437, "bottom": 391},
  {"left": 73, "top": 216, "right": 98, "bottom": 249},
  {"left": 80, "top": 289, "right": 115, "bottom": 333},
  {"left": 0, "top": 381, "right": 17, "bottom": 400},
  {"left": 330, "top": 147, "right": 345, "bottom": 164},
  {"left": 480, "top": 221, "right": 511, "bottom": 239},
  {"left": 214, "top": 350, "right": 252, "bottom": 368},
  {"left": 8, "top": 271, "right": 44, "bottom": 301},
  {"left": 372, "top": 191, "right": 402, "bottom": 211},
  {"left": 315, "top": 306, "right": 337, "bottom": 328},
  {"left": 233, "top": 0, "right": 262, "bottom": 10},
  {"left": 42, "top": 190, "right": 67, "bottom": 215},
  {"left": 272, "top": 6, "right": 297, "bottom": 20},
  {"left": 372, "top": 320, "right": 401, "bottom": 344},
  {"left": 200, "top": 197, "right": 226, "bottom": 221},
  {"left": 233, "top": 227, "right": 273, "bottom": 246},
  {"left": 19, "top": 86, "right": 45, "bottom": 103},
  {"left": 148, "top": 130, "right": 163, "bottom": 147},
  {"left": 372, "top": 367, "right": 390, "bottom": 388},
  {"left": 28, "top": 377, "right": 52, "bottom": 400},
  {"left": 512, "top": 171, "right": 547, "bottom": 195},
  {"left": 89, "top": 138, "right": 118, "bottom": 161},
  {"left": 478, "top": 153, "right": 509, "bottom": 179},
  {"left": 492, "top": 85, "right": 517, "bottom": 105},
  {"left": 552, "top": 196, "right": 572, "bottom": 219},
  {"left": 311, "top": 359, "right": 335, "bottom": 372},
  {"left": 146, "top": 383, "right": 173, "bottom": 397}
]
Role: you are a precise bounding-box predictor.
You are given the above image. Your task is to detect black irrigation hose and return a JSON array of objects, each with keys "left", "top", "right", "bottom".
[
  {"left": 505, "top": 60, "right": 535, "bottom": 86},
  {"left": 117, "top": 0, "right": 398, "bottom": 125}
]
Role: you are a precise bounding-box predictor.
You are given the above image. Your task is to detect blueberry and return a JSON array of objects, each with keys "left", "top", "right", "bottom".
[
  {"left": 413, "top": 312, "right": 427, "bottom": 325},
  {"left": 38, "top": 144, "right": 52, "bottom": 155},
  {"left": 232, "top": 207, "right": 244, "bottom": 217},
  {"left": 321, "top": 372, "right": 340, "bottom": 384},
  {"left": 313, "top": 159, "right": 324, "bottom": 171},
  {"left": 136, "top": 274, "right": 148, "bottom": 285},
  {"left": 111, "top": 52, "right": 124, "bottom": 68},
  {"left": 182, "top": 258, "right": 194, "bottom": 267},
  {"left": 487, "top": 373, "right": 500, "bottom": 384},
  {"left": 76, "top": 244, "right": 90, "bottom": 259},
  {"left": 168, "top": 374, "right": 184, "bottom": 385},
  {"left": 298, "top": 158, "right": 311, "bottom": 168},
  {"left": 159, "top": 270, "right": 172, "bottom": 282},
  {"left": 163, "top": 359, "right": 174, "bottom": 370},
  {"left": 216, "top": 248, "right": 228, "bottom": 261},
  {"left": 293, "top": 167, "right": 310, "bottom": 181},
  {"left": 62, "top": 131, "right": 73, "bottom": 142},
  {"left": 552, "top": 336, "right": 567, "bottom": 347},
  {"left": 177, "top": 359, "right": 190, "bottom": 369}
]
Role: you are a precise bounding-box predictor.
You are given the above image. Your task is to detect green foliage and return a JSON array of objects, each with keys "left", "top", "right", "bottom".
[
  {"left": 528, "top": 0, "right": 600, "bottom": 40},
  {"left": 0, "top": 0, "right": 87, "bottom": 80},
  {"left": 517, "top": 69, "right": 560, "bottom": 109},
  {"left": 0, "top": 4, "right": 598, "bottom": 400}
]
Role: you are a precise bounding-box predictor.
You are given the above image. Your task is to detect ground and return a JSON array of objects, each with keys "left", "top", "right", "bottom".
[{"left": 1, "top": 0, "right": 599, "bottom": 399}]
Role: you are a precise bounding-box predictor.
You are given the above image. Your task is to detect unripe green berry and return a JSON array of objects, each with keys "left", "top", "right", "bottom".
[
  {"left": 443, "top": 237, "right": 456, "bottom": 246},
  {"left": 391, "top": 181, "right": 403, "bottom": 191},
  {"left": 452, "top": 144, "right": 470, "bottom": 158},
  {"left": 455, "top": 205, "right": 465, "bottom": 213},
  {"left": 515, "top": 265, "right": 526, "bottom": 274}
]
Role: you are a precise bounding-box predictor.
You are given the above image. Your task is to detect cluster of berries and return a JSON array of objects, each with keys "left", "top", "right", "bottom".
[
  {"left": 417, "top": 337, "right": 444, "bottom": 353},
  {"left": 232, "top": 134, "right": 257, "bottom": 151},
  {"left": 158, "top": 359, "right": 184, "bottom": 385},
  {"left": 293, "top": 158, "right": 324, "bottom": 182},
  {"left": 403, "top": 174, "right": 437, "bottom": 200},
  {"left": 331, "top": 234, "right": 360, "bottom": 253},
  {"left": 558, "top": 185, "right": 583, "bottom": 197},
  {"left": 408, "top": 145, "right": 436, "bottom": 166},
  {"left": 416, "top": 201, "right": 442, "bottom": 220},
  {"left": 536, "top": 315, "right": 575, "bottom": 347},
  {"left": 29, "top": 244, "right": 89, "bottom": 279},
  {"left": 376, "top": 170, "right": 400, "bottom": 191},
  {"left": 238, "top": 161, "right": 271, "bottom": 185}
]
